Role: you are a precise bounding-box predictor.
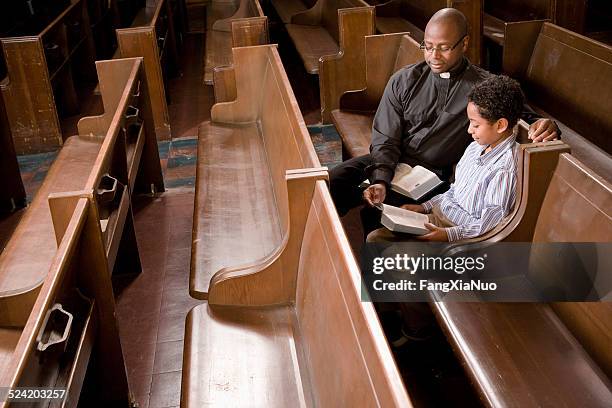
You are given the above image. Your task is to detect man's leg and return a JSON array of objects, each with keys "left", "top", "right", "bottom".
[{"left": 329, "top": 154, "right": 373, "bottom": 216}]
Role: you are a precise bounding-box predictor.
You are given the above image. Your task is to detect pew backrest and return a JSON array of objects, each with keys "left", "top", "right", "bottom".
[
  {"left": 503, "top": 22, "right": 612, "bottom": 154},
  {"left": 531, "top": 153, "right": 612, "bottom": 379}
]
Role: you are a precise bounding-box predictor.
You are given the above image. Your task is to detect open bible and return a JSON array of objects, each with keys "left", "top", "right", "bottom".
[
  {"left": 362, "top": 163, "right": 443, "bottom": 200},
  {"left": 374, "top": 203, "right": 430, "bottom": 235}
]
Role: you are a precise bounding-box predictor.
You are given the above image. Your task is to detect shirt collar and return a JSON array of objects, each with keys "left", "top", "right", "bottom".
[
  {"left": 436, "top": 57, "right": 469, "bottom": 80},
  {"left": 476, "top": 135, "right": 516, "bottom": 166}
]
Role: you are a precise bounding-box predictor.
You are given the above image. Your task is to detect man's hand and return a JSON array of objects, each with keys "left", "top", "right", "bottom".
[
  {"left": 401, "top": 204, "right": 426, "bottom": 213},
  {"left": 528, "top": 119, "right": 559, "bottom": 143},
  {"left": 363, "top": 183, "right": 386, "bottom": 206},
  {"left": 416, "top": 223, "right": 449, "bottom": 242}
]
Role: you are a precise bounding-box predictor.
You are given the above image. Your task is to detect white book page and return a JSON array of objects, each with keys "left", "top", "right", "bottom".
[
  {"left": 381, "top": 204, "right": 429, "bottom": 226},
  {"left": 392, "top": 164, "right": 436, "bottom": 192}
]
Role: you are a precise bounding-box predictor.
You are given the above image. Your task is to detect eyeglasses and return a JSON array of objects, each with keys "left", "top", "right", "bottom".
[{"left": 419, "top": 35, "right": 466, "bottom": 53}]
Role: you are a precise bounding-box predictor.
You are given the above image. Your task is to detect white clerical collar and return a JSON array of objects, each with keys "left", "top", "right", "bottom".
[{"left": 440, "top": 72, "right": 451, "bottom": 79}]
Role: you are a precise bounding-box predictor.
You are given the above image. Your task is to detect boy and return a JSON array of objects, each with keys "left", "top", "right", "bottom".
[{"left": 368, "top": 74, "right": 524, "bottom": 243}]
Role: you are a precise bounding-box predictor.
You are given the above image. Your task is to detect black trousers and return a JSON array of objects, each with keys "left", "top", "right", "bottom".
[{"left": 329, "top": 154, "right": 449, "bottom": 237}]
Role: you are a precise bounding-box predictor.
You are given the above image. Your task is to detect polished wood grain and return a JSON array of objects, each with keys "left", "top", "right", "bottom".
[
  {"left": 331, "top": 33, "right": 421, "bottom": 156},
  {"left": 319, "top": 6, "right": 375, "bottom": 123},
  {"left": 191, "top": 45, "right": 320, "bottom": 299},
  {"left": 286, "top": 0, "right": 372, "bottom": 92},
  {"left": 116, "top": 0, "right": 181, "bottom": 140},
  {"left": 182, "top": 180, "right": 412, "bottom": 407},
  {"left": 270, "top": 0, "right": 315, "bottom": 23},
  {"left": 431, "top": 154, "right": 612, "bottom": 407},
  {"left": 204, "top": 0, "right": 268, "bottom": 85},
  {"left": 372, "top": 0, "right": 482, "bottom": 65},
  {"left": 0, "top": 0, "right": 97, "bottom": 153}
]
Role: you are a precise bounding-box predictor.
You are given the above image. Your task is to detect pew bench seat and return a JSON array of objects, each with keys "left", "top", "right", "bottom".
[
  {"left": 432, "top": 302, "right": 612, "bottom": 406},
  {"left": 183, "top": 304, "right": 308, "bottom": 406},
  {"left": 183, "top": 181, "right": 411, "bottom": 407},
  {"left": 331, "top": 109, "right": 372, "bottom": 158},
  {"left": 270, "top": 0, "right": 309, "bottom": 23},
  {"left": 0, "top": 136, "right": 102, "bottom": 313},
  {"left": 376, "top": 17, "right": 421, "bottom": 41},
  {"left": 286, "top": 24, "right": 340, "bottom": 74},
  {"left": 191, "top": 122, "right": 282, "bottom": 297},
  {"left": 431, "top": 154, "right": 612, "bottom": 406}
]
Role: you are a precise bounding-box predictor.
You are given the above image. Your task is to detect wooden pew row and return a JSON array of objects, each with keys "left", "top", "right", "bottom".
[
  {"left": 0, "top": 0, "right": 97, "bottom": 154},
  {"left": 502, "top": 21, "right": 612, "bottom": 175},
  {"left": 0, "top": 95, "right": 25, "bottom": 215},
  {"left": 430, "top": 153, "right": 612, "bottom": 406},
  {"left": 190, "top": 44, "right": 321, "bottom": 299},
  {"left": 115, "top": 0, "right": 181, "bottom": 140},
  {"left": 331, "top": 32, "right": 421, "bottom": 158},
  {"left": 270, "top": 0, "right": 317, "bottom": 23},
  {"left": 0, "top": 196, "right": 130, "bottom": 406},
  {"left": 371, "top": 0, "right": 482, "bottom": 65},
  {"left": 0, "top": 57, "right": 163, "bottom": 333},
  {"left": 285, "top": 0, "right": 374, "bottom": 78},
  {"left": 204, "top": 0, "right": 269, "bottom": 85},
  {"left": 482, "top": 0, "right": 553, "bottom": 46},
  {"left": 182, "top": 179, "right": 413, "bottom": 407}
]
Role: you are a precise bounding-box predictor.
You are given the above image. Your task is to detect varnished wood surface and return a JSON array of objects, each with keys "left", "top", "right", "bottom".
[
  {"left": 433, "top": 302, "right": 612, "bottom": 407},
  {"left": 0, "top": 95, "right": 25, "bottom": 214},
  {"left": 433, "top": 154, "right": 612, "bottom": 406},
  {"left": 183, "top": 181, "right": 411, "bottom": 407},
  {"left": 270, "top": 0, "right": 309, "bottom": 23},
  {"left": 286, "top": 24, "right": 340, "bottom": 73},
  {"left": 192, "top": 45, "right": 320, "bottom": 298},
  {"left": 376, "top": 16, "right": 421, "bottom": 38},
  {"left": 191, "top": 122, "right": 282, "bottom": 297},
  {"left": 331, "top": 109, "right": 373, "bottom": 157}
]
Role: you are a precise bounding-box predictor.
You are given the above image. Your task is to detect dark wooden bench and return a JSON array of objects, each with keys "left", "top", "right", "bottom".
[
  {"left": 502, "top": 21, "right": 612, "bottom": 178},
  {"left": 430, "top": 153, "right": 612, "bottom": 406},
  {"left": 0, "top": 95, "right": 25, "bottom": 215},
  {"left": 554, "top": 0, "right": 612, "bottom": 46},
  {"left": 285, "top": 0, "right": 374, "bottom": 78},
  {"left": 0, "top": 56, "right": 163, "bottom": 335},
  {"left": 182, "top": 178, "right": 412, "bottom": 406},
  {"left": 115, "top": 0, "right": 181, "bottom": 140},
  {"left": 190, "top": 45, "right": 321, "bottom": 299},
  {"left": 204, "top": 0, "right": 269, "bottom": 85},
  {"left": 0, "top": 0, "right": 98, "bottom": 154},
  {"left": 331, "top": 32, "right": 422, "bottom": 158},
  {"left": 371, "top": 0, "right": 482, "bottom": 65},
  {"left": 483, "top": 0, "right": 554, "bottom": 46}
]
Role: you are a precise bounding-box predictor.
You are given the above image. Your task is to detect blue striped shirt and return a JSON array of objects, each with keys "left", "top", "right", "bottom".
[{"left": 422, "top": 136, "right": 518, "bottom": 241}]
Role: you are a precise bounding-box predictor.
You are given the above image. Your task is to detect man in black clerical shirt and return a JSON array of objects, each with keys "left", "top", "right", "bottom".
[{"left": 329, "top": 8, "right": 559, "bottom": 235}]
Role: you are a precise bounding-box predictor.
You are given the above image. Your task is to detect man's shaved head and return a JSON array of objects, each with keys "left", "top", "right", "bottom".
[
  {"left": 426, "top": 8, "right": 468, "bottom": 38},
  {"left": 423, "top": 8, "right": 470, "bottom": 73}
]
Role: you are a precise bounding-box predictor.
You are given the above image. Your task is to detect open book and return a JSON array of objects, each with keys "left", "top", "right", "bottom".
[
  {"left": 361, "top": 163, "right": 443, "bottom": 200},
  {"left": 374, "top": 203, "right": 430, "bottom": 235}
]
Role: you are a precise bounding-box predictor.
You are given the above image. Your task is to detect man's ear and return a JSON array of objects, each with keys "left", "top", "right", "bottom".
[
  {"left": 462, "top": 35, "right": 470, "bottom": 53},
  {"left": 497, "top": 118, "right": 509, "bottom": 133}
]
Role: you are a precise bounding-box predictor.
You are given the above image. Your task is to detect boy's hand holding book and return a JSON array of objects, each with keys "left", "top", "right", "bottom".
[
  {"left": 401, "top": 204, "right": 425, "bottom": 213},
  {"left": 416, "top": 223, "right": 449, "bottom": 242}
]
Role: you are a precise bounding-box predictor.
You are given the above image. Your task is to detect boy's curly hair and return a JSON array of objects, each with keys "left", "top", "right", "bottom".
[{"left": 468, "top": 75, "right": 525, "bottom": 128}]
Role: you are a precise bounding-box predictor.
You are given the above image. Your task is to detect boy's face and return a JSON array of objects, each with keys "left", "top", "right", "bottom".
[{"left": 467, "top": 102, "right": 508, "bottom": 147}]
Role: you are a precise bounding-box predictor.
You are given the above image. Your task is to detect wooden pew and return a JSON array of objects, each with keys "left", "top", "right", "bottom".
[
  {"left": 190, "top": 44, "right": 321, "bottom": 299},
  {"left": 0, "top": 57, "right": 163, "bottom": 332},
  {"left": 285, "top": 0, "right": 374, "bottom": 77},
  {"left": 270, "top": 0, "right": 318, "bottom": 24},
  {"left": 331, "top": 33, "right": 422, "bottom": 158},
  {"left": 0, "top": 95, "right": 25, "bottom": 215},
  {"left": 483, "top": 0, "right": 553, "bottom": 46},
  {"left": 182, "top": 179, "right": 413, "bottom": 407},
  {"left": 0, "top": 196, "right": 130, "bottom": 406},
  {"left": 372, "top": 0, "right": 482, "bottom": 65},
  {"left": 430, "top": 153, "right": 612, "bottom": 406},
  {"left": 555, "top": 0, "right": 612, "bottom": 46},
  {"left": 502, "top": 22, "right": 612, "bottom": 176},
  {"left": 204, "top": 0, "right": 269, "bottom": 85},
  {"left": 115, "top": 0, "right": 181, "bottom": 140},
  {"left": 0, "top": 0, "right": 97, "bottom": 154}
]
